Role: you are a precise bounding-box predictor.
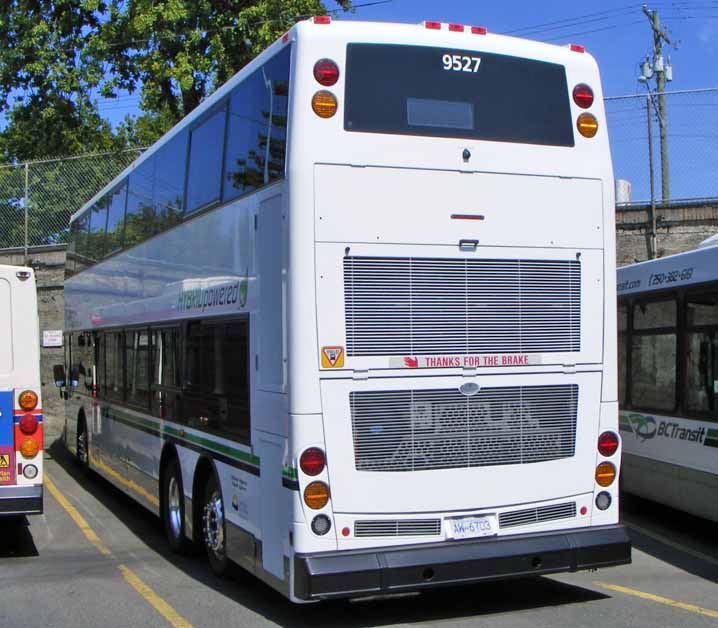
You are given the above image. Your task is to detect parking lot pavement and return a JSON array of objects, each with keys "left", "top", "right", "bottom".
[{"left": 2, "top": 442, "right": 718, "bottom": 628}]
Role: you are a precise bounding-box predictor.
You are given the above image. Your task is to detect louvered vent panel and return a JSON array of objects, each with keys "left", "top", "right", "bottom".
[
  {"left": 344, "top": 257, "right": 581, "bottom": 356},
  {"left": 351, "top": 385, "right": 578, "bottom": 472},
  {"left": 499, "top": 502, "right": 577, "bottom": 529},
  {"left": 354, "top": 519, "right": 442, "bottom": 537}
]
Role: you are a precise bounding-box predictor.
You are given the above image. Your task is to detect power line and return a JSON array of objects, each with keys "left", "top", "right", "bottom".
[{"left": 501, "top": 4, "right": 642, "bottom": 35}]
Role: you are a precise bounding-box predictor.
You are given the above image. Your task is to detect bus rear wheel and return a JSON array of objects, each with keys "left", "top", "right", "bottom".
[
  {"left": 163, "top": 458, "right": 188, "bottom": 553},
  {"left": 202, "top": 472, "right": 229, "bottom": 576}
]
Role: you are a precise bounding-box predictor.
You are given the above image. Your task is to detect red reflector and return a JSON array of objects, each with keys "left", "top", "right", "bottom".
[
  {"left": 424, "top": 21, "right": 441, "bottom": 30},
  {"left": 572, "top": 83, "right": 594, "bottom": 109},
  {"left": 570, "top": 43, "right": 585, "bottom": 53},
  {"left": 471, "top": 26, "right": 487, "bottom": 35},
  {"left": 313, "top": 59, "right": 340, "bottom": 86},
  {"left": 19, "top": 413, "right": 38, "bottom": 436},
  {"left": 342, "top": 527, "right": 350, "bottom": 537},
  {"left": 598, "top": 431, "right": 619, "bottom": 457},
  {"left": 580, "top": 506, "right": 588, "bottom": 516},
  {"left": 282, "top": 33, "right": 289, "bottom": 43},
  {"left": 448, "top": 23, "right": 464, "bottom": 32},
  {"left": 300, "top": 448, "right": 326, "bottom": 476},
  {"left": 313, "top": 15, "right": 331, "bottom": 24}
]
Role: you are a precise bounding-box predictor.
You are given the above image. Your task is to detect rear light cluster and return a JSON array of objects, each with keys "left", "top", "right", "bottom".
[
  {"left": 594, "top": 431, "right": 619, "bottom": 511},
  {"left": 16, "top": 390, "right": 41, "bottom": 476},
  {"left": 573, "top": 81, "right": 598, "bottom": 139},
  {"left": 423, "top": 21, "right": 487, "bottom": 34},
  {"left": 311, "top": 59, "right": 339, "bottom": 119},
  {"left": 300, "top": 447, "right": 332, "bottom": 535}
]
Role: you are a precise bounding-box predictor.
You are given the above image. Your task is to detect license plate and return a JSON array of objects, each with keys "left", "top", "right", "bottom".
[{"left": 446, "top": 515, "right": 497, "bottom": 540}]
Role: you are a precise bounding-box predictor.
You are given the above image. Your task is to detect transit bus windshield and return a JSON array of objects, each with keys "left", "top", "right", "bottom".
[{"left": 344, "top": 44, "right": 575, "bottom": 146}]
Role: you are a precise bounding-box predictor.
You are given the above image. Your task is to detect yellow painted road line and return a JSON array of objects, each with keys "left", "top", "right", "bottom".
[
  {"left": 624, "top": 519, "right": 718, "bottom": 567},
  {"left": 118, "top": 564, "right": 193, "bottom": 628},
  {"left": 45, "top": 476, "right": 112, "bottom": 556},
  {"left": 46, "top": 474, "right": 192, "bottom": 628},
  {"left": 595, "top": 581, "right": 718, "bottom": 619}
]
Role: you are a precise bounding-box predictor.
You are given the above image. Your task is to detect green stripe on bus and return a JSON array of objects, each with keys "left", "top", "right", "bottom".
[{"left": 111, "top": 409, "right": 260, "bottom": 468}]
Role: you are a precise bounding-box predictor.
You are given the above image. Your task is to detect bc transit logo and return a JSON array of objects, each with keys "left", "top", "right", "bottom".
[{"left": 619, "top": 413, "right": 657, "bottom": 441}]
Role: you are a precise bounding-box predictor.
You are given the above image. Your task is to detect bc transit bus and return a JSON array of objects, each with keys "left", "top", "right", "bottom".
[
  {"left": 60, "top": 18, "right": 630, "bottom": 601},
  {"left": 618, "top": 236, "right": 718, "bottom": 521},
  {"left": 0, "top": 265, "right": 43, "bottom": 517}
]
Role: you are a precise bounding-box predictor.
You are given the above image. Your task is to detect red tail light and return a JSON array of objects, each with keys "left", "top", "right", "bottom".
[
  {"left": 573, "top": 83, "right": 594, "bottom": 109},
  {"left": 598, "top": 431, "right": 619, "bottom": 457},
  {"left": 300, "top": 448, "right": 326, "bottom": 476},
  {"left": 19, "top": 414, "right": 38, "bottom": 435},
  {"left": 313, "top": 59, "right": 340, "bottom": 86}
]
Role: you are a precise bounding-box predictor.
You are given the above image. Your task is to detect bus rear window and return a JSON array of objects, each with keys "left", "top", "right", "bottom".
[{"left": 344, "top": 44, "right": 574, "bottom": 147}]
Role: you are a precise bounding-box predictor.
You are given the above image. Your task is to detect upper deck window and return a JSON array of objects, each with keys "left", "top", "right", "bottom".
[{"left": 344, "top": 44, "right": 574, "bottom": 147}]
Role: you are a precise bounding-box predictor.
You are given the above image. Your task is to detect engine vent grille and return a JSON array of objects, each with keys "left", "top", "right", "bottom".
[
  {"left": 344, "top": 256, "right": 581, "bottom": 357},
  {"left": 354, "top": 519, "right": 442, "bottom": 537},
  {"left": 499, "top": 502, "right": 577, "bottom": 529},
  {"left": 351, "top": 384, "right": 578, "bottom": 472}
]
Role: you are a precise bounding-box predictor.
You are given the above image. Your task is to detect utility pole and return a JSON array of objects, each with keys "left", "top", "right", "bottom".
[{"left": 640, "top": 4, "right": 672, "bottom": 201}]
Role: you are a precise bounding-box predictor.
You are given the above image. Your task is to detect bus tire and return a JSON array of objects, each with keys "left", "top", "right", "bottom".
[
  {"left": 163, "top": 458, "right": 189, "bottom": 554},
  {"left": 202, "top": 471, "right": 230, "bottom": 576},
  {"left": 76, "top": 414, "right": 90, "bottom": 471}
]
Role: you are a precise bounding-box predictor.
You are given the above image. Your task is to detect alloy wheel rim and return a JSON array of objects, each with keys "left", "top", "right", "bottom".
[
  {"left": 168, "top": 476, "right": 182, "bottom": 538},
  {"left": 203, "top": 489, "right": 225, "bottom": 557}
]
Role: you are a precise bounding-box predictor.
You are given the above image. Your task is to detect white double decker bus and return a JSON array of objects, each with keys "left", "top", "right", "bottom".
[
  {"left": 61, "top": 18, "right": 629, "bottom": 602},
  {"left": 0, "top": 265, "right": 43, "bottom": 517}
]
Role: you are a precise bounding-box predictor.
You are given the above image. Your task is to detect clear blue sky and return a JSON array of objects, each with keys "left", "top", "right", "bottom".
[{"left": 97, "top": 1, "right": 718, "bottom": 202}]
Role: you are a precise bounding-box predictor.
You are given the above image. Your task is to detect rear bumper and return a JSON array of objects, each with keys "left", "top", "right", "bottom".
[
  {"left": 0, "top": 485, "right": 43, "bottom": 516},
  {"left": 294, "top": 524, "right": 630, "bottom": 601}
]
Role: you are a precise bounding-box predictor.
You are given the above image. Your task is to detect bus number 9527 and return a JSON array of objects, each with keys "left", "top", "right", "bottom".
[{"left": 442, "top": 54, "right": 481, "bottom": 73}]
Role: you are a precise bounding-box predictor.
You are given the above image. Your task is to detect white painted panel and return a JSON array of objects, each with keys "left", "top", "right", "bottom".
[
  {"left": 257, "top": 435, "right": 288, "bottom": 579},
  {"left": 0, "top": 279, "right": 12, "bottom": 374},
  {"left": 315, "top": 165, "right": 603, "bottom": 249}
]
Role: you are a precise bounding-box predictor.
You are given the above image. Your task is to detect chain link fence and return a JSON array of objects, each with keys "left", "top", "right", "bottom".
[
  {"left": 606, "top": 87, "right": 718, "bottom": 204},
  {"left": 0, "top": 149, "right": 142, "bottom": 252}
]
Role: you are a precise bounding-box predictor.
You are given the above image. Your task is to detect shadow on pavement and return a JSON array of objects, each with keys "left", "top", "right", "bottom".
[
  {"left": 0, "top": 515, "right": 39, "bottom": 558},
  {"left": 48, "top": 438, "right": 609, "bottom": 626},
  {"left": 622, "top": 492, "right": 718, "bottom": 584}
]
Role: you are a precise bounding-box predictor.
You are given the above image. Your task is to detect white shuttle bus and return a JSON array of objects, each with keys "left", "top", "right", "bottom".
[
  {"left": 0, "top": 265, "right": 43, "bottom": 516},
  {"left": 618, "top": 237, "right": 718, "bottom": 521},
  {"left": 61, "top": 18, "right": 629, "bottom": 602}
]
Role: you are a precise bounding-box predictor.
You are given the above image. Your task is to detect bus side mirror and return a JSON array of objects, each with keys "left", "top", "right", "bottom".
[{"left": 53, "top": 364, "right": 66, "bottom": 388}]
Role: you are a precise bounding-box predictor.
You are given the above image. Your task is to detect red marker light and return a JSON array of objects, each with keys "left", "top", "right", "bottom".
[
  {"left": 300, "top": 448, "right": 326, "bottom": 476},
  {"left": 570, "top": 43, "right": 586, "bottom": 53},
  {"left": 573, "top": 83, "right": 594, "bottom": 109},
  {"left": 282, "top": 33, "right": 289, "bottom": 43},
  {"left": 580, "top": 506, "right": 588, "bottom": 516},
  {"left": 313, "top": 15, "right": 331, "bottom": 24},
  {"left": 313, "top": 59, "right": 340, "bottom": 86},
  {"left": 448, "top": 24, "right": 464, "bottom": 32},
  {"left": 598, "top": 431, "right": 619, "bottom": 457},
  {"left": 424, "top": 21, "right": 441, "bottom": 30},
  {"left": 342, "top": 527, "right": 350, "bottom": 537},
  {"left": 19, "top": 413, "right": 38, "bottom": 435},
  {"left": 471, "top": 26, "right": 487, "bottom": 35}
]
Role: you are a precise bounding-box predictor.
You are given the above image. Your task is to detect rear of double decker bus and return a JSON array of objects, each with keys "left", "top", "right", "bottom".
[
  {"left": 285, "top": 18, "right": 630, "bottom": 601},
  {"left": 0, "top": 266, "right": 43, "bottom": 517}
]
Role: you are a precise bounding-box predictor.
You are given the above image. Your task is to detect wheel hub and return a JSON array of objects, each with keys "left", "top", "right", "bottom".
[{"left": 203, "top": 490, "right": 224, "bottom": 555}]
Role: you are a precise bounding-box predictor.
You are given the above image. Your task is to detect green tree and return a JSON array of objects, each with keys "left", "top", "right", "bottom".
[
  {"left": 0, "top": 1, "right": 120, "bottom": 160},
  {"left": 100, "top": 0, "right": 352, "bottom": 141}
]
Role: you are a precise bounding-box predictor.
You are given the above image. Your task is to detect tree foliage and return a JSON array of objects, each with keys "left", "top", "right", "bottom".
[{"left": 99, "top": 0, "right": 352, "bottom": 140}]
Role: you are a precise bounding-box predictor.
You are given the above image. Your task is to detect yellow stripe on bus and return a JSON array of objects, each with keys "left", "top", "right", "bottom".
[{"left": 91, "top": 453, "right": 160, "bottom": 508}]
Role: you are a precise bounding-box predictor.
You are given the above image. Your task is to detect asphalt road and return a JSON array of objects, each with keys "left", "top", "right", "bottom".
[{"left": 2, "top": 443, "right": 718, "bottom": 628}]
